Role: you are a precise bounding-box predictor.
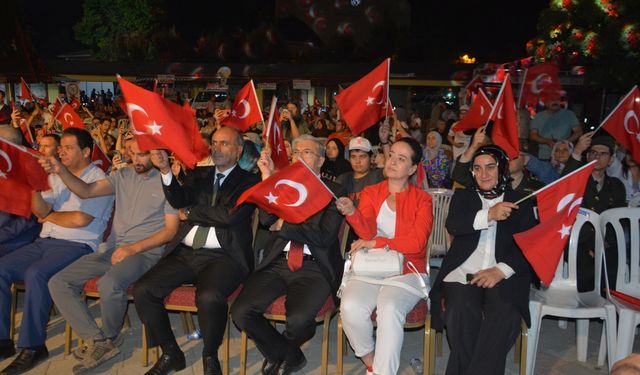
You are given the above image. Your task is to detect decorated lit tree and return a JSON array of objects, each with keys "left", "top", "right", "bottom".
[{"left": 531, "top": 0, "right": 640, "bottom": 88}]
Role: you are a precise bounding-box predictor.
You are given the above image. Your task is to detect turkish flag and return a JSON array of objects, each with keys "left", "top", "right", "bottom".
[
  {"left": 600, "top": 86, "right": 640, "bottom": 164},
  {"left": 18, "top": 119, "right": 35, "bottom": 147},
  {"left": 0, "top": 138, "right": 50, "bottom": 217},
  {"left": 266, "top": 109, "right": 289, "bottom": 170},
  {"left": 19, "top": 78, "right": 33, "bottom": 102},
  {"left": 335, "top": 58, "right": 390, "bottom": 135},
  {"left": 52, "top": 97, "right": 64, "bottom": 117},
  {"left": 91, "top": 144, "right": 112, "bottom": 173},
  {"left": 514, "top": 160, "right": 596, "bottom": 285},
  {"left": 222, "top": 80, "right": 263, "bottom": 131},
  {"left": 55, "top": 103, "right": 84, "bottom": 129},
  {"left": 465, "top": 75, "right": 484, "bottom": 95},
  {"left": 454, "top": 90, "right": 493, "bottom": 132},
  {"left": 70, "top": 97, "right": 81, "bottom": 110},
  {"left": 487, "top": 74, "right": 520, "bottom": 159},
  {"left": 236, "top": 161, "right": 334, "bottom": 224},
  {"left": 117, "top": 76, "right": 209, "bottom": 169},
  {"left": 518, "top": 62, "right": 561, "bottom": 109}
]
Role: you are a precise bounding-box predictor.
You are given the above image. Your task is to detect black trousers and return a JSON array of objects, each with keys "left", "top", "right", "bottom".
[
  {"left": 133, "top": 244, "right": 247, "bottom": 356},
  {"left": 231, "top": 257, "right": 331, "bottom": 362},
  {"left": 442, "top": 282, "right": 521, "bottom": 375}
]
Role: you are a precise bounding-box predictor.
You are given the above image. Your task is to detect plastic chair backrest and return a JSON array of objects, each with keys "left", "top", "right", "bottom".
[
  {"left": 600, "top": 207, "right": 640, "bottom": 298},
  {"left": 546, "top": 209, "right": 602, "bottom": 298},
  {"left": 425, "top": 188, "right": 453, "bottom": 257}
]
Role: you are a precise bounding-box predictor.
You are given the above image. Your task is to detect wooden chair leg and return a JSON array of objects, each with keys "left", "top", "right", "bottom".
[
  {"left": 514, "top": 331, "right": 521, "bottom": 364},
  {"left": 423, "top": 315, "right": 432, "bottom": 375},
  {"left": 519, "top": 322, "right": 528, "bottom": 375},
  {"left": 321, "top": 314, "right": 330, "bottom": 375},
  {"left": 428, "top": 327, "right": 437, "bottom": 375},
  {"left": 64, "top": 322, "right": 73, "bottom": 355},
  {"left": 123, "top": 312, "right": 131, "bottom": 329},
  {"left": 240, "top": 331, "right": 248, "bottom": 375},
  {"left": 141, "top": 323, "right": 149, "bottom": 367},
  {"left": 336, "top": 317, "right": 344, "bottom": 375},
  {"left": 9, "top": 284, "right": 18, "bottom": 340},
  {"left": 223, "top": 313, "right": 230, "bottom": 375}
]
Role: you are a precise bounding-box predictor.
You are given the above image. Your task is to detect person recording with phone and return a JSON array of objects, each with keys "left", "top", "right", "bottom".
[{"left": 280, "top": 101, "right": 309, "bottom": 141}]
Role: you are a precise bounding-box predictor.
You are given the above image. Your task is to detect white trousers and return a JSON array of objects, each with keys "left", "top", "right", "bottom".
[{"left": 340, "top": 273, "right": 425, "bottom": 375}]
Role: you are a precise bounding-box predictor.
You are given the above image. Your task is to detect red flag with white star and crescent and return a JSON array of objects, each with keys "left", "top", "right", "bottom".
[
  {"left": 334, "top": 58, "right": 390, "bottom": 135},
  {"left": 221, "top": 80, "right": 263, "bottom": 131},
  {"left": 518, "top": 62, "right": 562, "bottom": 109},
  {"left": 454, "top": 89, "right": 493, "bottom": 132},
  {"left": 513, "top": 160, "right": 597, "bottom": 285},
  {"left": 55, "top": 103, "right": 84, "bottom": 129},
  {"left": 236, "top": 160, "right": 334, "bottom": 224},
  {"left": 599, "top": 85, "right": 640, "bottom": 164},
  {"left": 0, "top": 138, "right": 50, "bottom": 217},
  {"left": 117, "top": 76, "right": 209, "bottom": 169}
]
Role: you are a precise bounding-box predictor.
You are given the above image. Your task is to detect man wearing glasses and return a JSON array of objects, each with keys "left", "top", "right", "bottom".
[
  {"left": 563, "top": 133, "right": 626, "bottom": 291},
  {"left": 232, "top": 135, "right": 346, "bottom": 375}
]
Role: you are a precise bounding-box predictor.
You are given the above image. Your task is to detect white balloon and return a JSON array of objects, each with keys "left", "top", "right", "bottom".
[{"left": 274, "top": 179, "right": 308, "bottom": 207}]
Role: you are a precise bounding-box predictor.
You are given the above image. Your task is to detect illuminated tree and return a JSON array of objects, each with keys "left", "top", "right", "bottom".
[{"left": 531, "top": 0, "right": 640, "bottom": 88}]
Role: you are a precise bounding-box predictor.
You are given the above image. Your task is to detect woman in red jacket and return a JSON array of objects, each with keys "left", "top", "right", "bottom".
[{"left": 336, "top": 137, "right": 433, "bottom": 375}]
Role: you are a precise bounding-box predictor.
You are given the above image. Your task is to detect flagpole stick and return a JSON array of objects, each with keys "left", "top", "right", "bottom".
[
  {"left": 486, "top": 73, "right": 508, "bottom": 121},
  {"left": 263, "top": 96, "right": 278, "bottom": 144},
  {"left": 297, "top": 158, "right": 338, "bottom": 200},
  {"left": 250, "top": 79, "right": 265, "bottom": 125},
  {"left": 385, "top": 57, "right": 391, "bottom": 123},
  {"left": 514, "top": 160, "right": 598, "bottom": 205},
  {"left": 517, "top": 68, "right": 528, "bottom": 109},
  {"left": 591, "top": 85, "right": 638, "bottom": 134}
]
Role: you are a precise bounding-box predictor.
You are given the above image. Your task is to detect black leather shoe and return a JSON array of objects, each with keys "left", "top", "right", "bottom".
[
  {"left": 261, "top": 358, "right": 282, "bottom": 375},
  {"left": 277, "top": 350, "right": 306, "bottom": 375},
  {"left": 0, "top": 346, "right": 48, "bottom": 375},
  {"left": 144, "top": 353, "right": 186, "bottom": 375},
  {"left": 0, "top": 340, "right": 15, "bottom": 361},
  {"left": 203, "top": 356, "right": 222, "bottom": 375}
]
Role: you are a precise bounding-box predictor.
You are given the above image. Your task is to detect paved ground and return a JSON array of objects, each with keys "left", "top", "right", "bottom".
[{"left": 3, "top": 291, "right": 637, "bottom": 375}]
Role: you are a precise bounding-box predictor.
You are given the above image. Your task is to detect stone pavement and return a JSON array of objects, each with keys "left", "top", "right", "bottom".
[{"left": 3, "top": 292, "right": 636, "bottom": 374}]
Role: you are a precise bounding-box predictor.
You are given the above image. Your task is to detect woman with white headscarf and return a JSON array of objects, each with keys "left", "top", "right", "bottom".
[{"left": 422, "top": 131, "right": 450, "bottom": 188}]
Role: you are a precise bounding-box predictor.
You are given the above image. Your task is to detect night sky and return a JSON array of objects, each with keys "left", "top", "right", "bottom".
[{"left": 18, "top": 0, "right": 547, "bottom": 64}]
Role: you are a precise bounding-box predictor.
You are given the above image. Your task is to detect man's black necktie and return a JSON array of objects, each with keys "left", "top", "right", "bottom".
[{"left": 191, "top": 172, "right": 224, "bottom": 250}]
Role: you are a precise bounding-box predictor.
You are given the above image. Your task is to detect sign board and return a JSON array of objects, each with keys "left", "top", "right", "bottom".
[
  {"left": 156, "top": 74, "right": 176, "bottom": 84},
  {"left": 292, "top": 79, "right": 311, "bottom": 90},
  {"left": 65, "top": 82, "right": 80, "bottom": 98},
  {"left": 256, "top": 82, "right": 277, "bottom": 90}
]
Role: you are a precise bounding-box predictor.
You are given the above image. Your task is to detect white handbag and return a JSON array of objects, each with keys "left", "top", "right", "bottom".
[{"left": 350, "top": 246, "right": 404, "bottom": 278}]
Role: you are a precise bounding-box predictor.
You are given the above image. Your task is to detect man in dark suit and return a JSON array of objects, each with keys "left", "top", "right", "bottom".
[
  {"left": 430, "top": 145, "right": 537, "bottom": 375},
  {"left": 133, "top": 126, "right": 260, "bottom": 375},
  {"left": 231, "top": 135, "right": 346, "bottom": 375}
]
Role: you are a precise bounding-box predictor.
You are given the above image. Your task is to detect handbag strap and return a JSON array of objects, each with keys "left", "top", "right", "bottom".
[{"left": 340, "top": 259, "right": 430, "bottom": 299}]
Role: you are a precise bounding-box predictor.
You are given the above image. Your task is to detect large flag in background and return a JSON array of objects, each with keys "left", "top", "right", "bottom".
[
  {"left": 221, "top": 80, "right": 263, "bottom": 131},
  {"left": 18, "top": 119, "right": 35, "bottom": 147},
  {"left": 0, "top": 138, "right": 50, "bottom": 217},
  {"left": 236, "top": 161, "right": 334, "bottom": 223},
  {"left": 55, "top": 103, "right": 84, "bottom": 129},
  {"left": 117, "top": 76, "right": 209, "bottom": 169},
  {"left": 487, "top": 74, "right": 519, "bottom": 159},
  {"left": 514, "top": 160, "right": 597, "bottom": 285},
  {"left": 599, "top": 85, "right": 640, "bottom": 163},
  {"left": 454, "top": 89, "right": 493, "bottom": 132},
  {"left": 335, "top": 58, "right": 390, "bottom": 135},
  {"left": 518, "top": 62, "right": 562, "bottom": 109}
]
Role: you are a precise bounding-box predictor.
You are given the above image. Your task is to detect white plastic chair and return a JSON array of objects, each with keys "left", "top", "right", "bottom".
[
  {"left": 526, "top": 209, "right": 617, "bottom": 375},
  {"left": 425, "top": 188, "right": 453, "bottom": 270},
  {"left": 600, "top": 207, "right": 640, "bottom": 362}
]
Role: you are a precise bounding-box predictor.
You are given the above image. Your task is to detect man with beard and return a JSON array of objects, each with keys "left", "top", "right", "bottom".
[{"left": 41, "top": 140, "right": 179, "bottom": 374}]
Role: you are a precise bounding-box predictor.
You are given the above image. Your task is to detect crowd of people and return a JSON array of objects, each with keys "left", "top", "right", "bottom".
[{"left": 0, "top": 85, "right": 639, "bottom": 375}]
